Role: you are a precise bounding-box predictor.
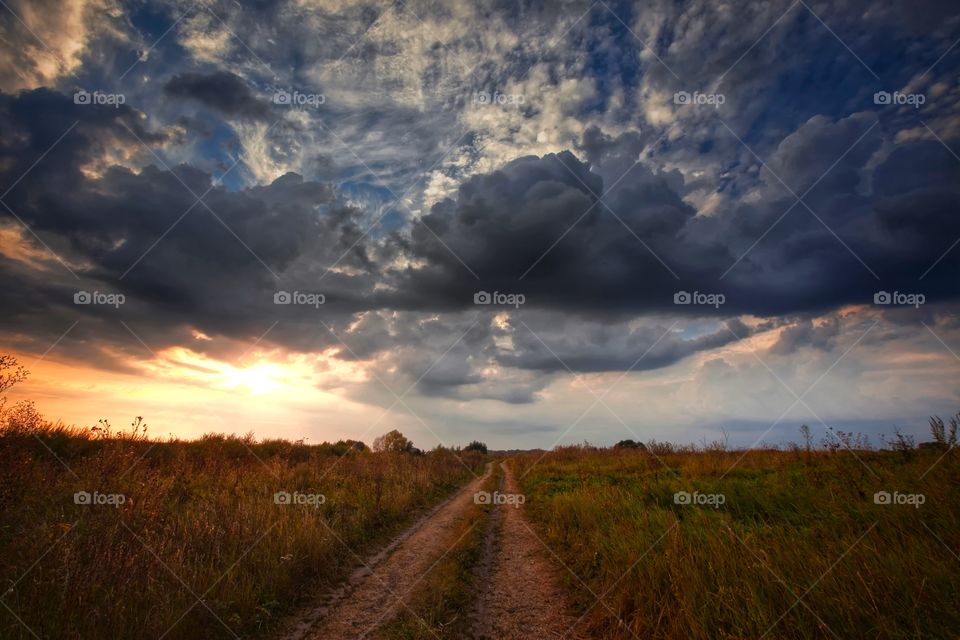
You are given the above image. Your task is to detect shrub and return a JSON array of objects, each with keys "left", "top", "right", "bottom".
[{"left": 464, "top": 440, "right": 488, "bottom": 454}]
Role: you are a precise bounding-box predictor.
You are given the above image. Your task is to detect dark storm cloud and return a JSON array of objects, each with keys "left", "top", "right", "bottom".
[
  {"left": 1, "top": 82, "right": 959, "bottom": 393},
  {"left": 497, "top": 315, "right": 755, "bottom": 374},
  {"left": 163, "top": 71, "right": 272, "bottom": 121},
  {"left": 0, "top": 89, "right": 381, "bottom": 361},
  {"left": 389, "top": 117, "right": 959, "bottom": 321},
  {"left": 388, "top": 149, "right": 701, "bottom": 317}
]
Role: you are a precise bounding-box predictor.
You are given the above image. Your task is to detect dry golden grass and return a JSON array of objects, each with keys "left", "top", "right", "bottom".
[{"left": 0, "top": 422, "right": 483, "bottom": 639}]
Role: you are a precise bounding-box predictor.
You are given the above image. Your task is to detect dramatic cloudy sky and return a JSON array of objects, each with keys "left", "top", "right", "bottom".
[{"left": 1, "top": 0, "right": 958, "bottom": 448}]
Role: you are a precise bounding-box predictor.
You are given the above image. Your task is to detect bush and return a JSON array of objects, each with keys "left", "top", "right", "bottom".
[
  {"left": 464, "top": 440, "right": 488, "bottom": 454},
  {"left": 373, "top": 429, "right": 414, "bottom": 453}
]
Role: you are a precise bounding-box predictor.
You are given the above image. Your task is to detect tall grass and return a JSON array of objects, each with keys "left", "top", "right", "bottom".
[
  {"left": 0, "top": 421, "right": 483, "bottom": 639},
  {"left": 515, "top": 443, "right": 960, "bottom": 639}
]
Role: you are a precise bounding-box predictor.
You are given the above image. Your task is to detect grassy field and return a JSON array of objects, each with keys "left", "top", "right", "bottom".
[
  {"left": 0, "top": 420, "right": 483, "bottom": 640},
  {"left": 515, "top": 439, "right": 960, "bottom": 639},
  {"left": 3, "top": 365, "right": 958, "bottom": 640}
]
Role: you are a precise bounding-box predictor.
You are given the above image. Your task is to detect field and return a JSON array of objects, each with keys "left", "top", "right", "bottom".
[
  {"left": 1, "top": 412, "right": 958, "bottom": 639},
  {"left": 0, "top": 420, "right": 483, "bottom": 639},
  {"left": 516, "top": 443, "right": 960, "bottom": 639},
  {"left": 2, "top": 0, "right": 960, "bottom": 637}
]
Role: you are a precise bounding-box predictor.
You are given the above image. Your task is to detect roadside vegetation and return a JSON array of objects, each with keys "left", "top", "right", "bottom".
[
  {"left": 0, "top": 356, "right": 484, "bottom": 639},
  {"left": 515, "top": 422, "right": 960, "bottom": 639}
]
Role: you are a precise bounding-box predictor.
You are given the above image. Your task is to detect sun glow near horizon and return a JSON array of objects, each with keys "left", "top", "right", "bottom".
[{"left": 3, "top": 342, "right": 382, "bottom": 441}]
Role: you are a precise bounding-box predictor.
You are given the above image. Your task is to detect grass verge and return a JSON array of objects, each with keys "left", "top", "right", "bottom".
[
  {"left": 515, "top": 446, "right": 960, "bottom": 639},
  {"left": 0, "top": 424, "right": 484, "bottom": 639}
]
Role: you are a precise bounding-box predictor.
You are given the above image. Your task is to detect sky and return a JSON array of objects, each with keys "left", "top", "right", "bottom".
[{"left": 0, "top": 0, "right": 958, "bottom": 450}]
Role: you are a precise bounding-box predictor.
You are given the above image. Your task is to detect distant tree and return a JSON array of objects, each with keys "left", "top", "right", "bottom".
[
  {"left": 614, "top": 439, "right": 645, "bottom": 450},
  {"left": 373, "top": 429, "right": 414, "bottom": 453},
  {"left": 464, "top": 440, "right": 488, "bottom": 454},
  {"left": 0, "top": 355, "right": 29, "bottom": 424},
  {"left": 4, "top": 399, "right": 43, "bottom": 433},
  {"left": 336, "top": 439, "right": 369, "bottom": 453},
  {"left": 0, "top": 355, "right": 28, "bottom": 394}
]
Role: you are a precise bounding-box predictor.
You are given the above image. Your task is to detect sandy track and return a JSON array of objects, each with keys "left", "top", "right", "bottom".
[
  {"left": 288, "top": 459, "right": 585, "bottom": 639},
  {"left": 289, "top": 463, "right": 493, "bottom": 640},
  {"left": 472, "top": 461, "right": 585, "bottom": 640}
]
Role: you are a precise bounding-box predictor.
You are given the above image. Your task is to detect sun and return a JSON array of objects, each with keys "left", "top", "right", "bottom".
[{"left": 222, "top": 362, "right": 284, "bottom": 395}]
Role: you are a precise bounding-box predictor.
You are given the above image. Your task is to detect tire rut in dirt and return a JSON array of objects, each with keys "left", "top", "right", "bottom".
[
  {"left": 465, "top": 466, "right": 505, "bottom": 639},
  {"left": 474, "top": 461, "right": 587, "bottom": 640},
  {"left": 287, "top": 464, "right": 493, "bottom": 640}
]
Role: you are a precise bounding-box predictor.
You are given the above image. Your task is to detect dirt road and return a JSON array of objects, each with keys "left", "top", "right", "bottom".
[
  {"left": 286, "top": 460, "right": 585, "bottom": 640},
  {"left": 473, "top": 462, "right": 585, "bottom": 639}
]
